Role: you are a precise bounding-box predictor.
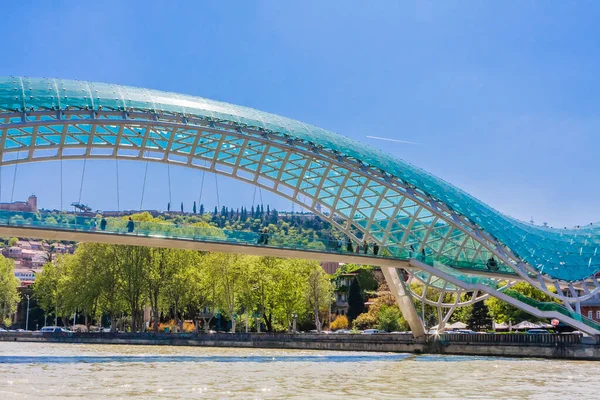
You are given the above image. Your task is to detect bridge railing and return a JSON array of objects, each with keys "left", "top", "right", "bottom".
[
  {"left": 434, "top": 332, "right": 583, "bottom": 345},
  {"left": 502, "top": 289, "right": 600, "bottom": 332},
  {"left": 0, "top": 209, "right": 518, "bottom": 278}
]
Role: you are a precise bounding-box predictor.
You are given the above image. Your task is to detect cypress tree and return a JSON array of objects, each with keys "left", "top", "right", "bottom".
[
  {"left": 193, "top": 201, "right": 197, "bottom": 214},
  {"left": 199, "top": 204, "right": 205, "bottom": 215},
  {"left": 468, "top": 301, "right": 492, "bottom": 332},
  {"left": 347, "top": 278, "right": 365, "bottom": 323}
]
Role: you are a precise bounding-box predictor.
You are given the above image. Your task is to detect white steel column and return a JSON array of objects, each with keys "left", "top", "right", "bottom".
[{"left": 381, "top": 265, "right": 426, "bottom": 339}]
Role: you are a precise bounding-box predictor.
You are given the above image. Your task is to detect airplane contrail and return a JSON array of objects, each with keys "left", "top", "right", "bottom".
[{"left": 366, "top": 136, "right": 421, "bottom": 145}]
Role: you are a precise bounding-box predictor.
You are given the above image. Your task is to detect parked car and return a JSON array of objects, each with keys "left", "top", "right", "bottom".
[
  {"left": 454, "top": 329, "right": 477, "bottom": 334},
  {"left": 526, "top": 329, "right": 550, "bottom": 334},
  {"left": 362, "top": 329, "right": 384, "bottom": 334},
  {"left": 40, "top": 326, "right": 71, "bottom": 335},
  {"left": 334, "top": 329, "right": 352, "bottom": 334},
  {"left": 0, "top": 327, "right": 6, "bottom": 332}
]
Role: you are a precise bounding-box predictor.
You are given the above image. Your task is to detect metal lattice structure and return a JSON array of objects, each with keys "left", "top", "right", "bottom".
[{"left": 1, "top": 77, "right": 600, "bottom": 335}]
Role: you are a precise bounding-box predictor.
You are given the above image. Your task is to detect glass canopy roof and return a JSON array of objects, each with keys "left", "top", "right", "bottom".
[{"left": 0, "top": 76, "right": 598, "bottom": 281}]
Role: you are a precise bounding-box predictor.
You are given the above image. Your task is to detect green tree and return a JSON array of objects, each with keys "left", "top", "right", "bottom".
[
  {"left": 346, "top": 278, "right": 364, "bottom": 323},
  {"left": 377, "top": 305, "right": 406, "bottom": 332},
  {"left": 353, "top": 283, "right": 407, "bottom": 331},
  {"left": 163, "top": 250, "right": 202, "bottom": 331},
  {"left": 468, "top": 301, "right": 492, "bottom": 331},
  {"left": 276, "top": 258, "right": 310, "bottom": 332},
  {"left": 146, "top": 248, "right": 177, "bottom": 333},
  {"left": 8, "top": 237, "right": 18, "bottom": 247},
  {"left": 118, "top": 245, "right": 150, "bottom": 332},
  {"left": 251, "top": 256, "right": 279, "bottom": 332},
  {"left": 77, "top": 243, "right": 124, "bottom": 331},
  {"left": 207, "top": 252, "right": 243, "bottom": 332},
  {"left": 305, "top": 262, "right": 331, "bottom": 332},
  {"left": 34, "top": 255, "right": 74, "bottom": 326},
  {"left": 485, "top": 282, "right": 557, "bottom": 323},
  {"left": 0, "top": 256, "right": 19, "bottom": 326}
]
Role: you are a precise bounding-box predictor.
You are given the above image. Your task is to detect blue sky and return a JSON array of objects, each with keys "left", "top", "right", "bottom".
[{"left": 0, "top": 0, "right": 598, "bottom": 227}]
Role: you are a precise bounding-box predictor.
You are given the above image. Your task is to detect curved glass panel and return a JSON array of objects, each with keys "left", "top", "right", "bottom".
[{"left": 0, "top": 76, "right": 598, "bottom": 281}]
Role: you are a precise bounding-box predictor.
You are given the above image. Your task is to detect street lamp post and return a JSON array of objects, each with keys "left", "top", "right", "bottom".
[
  {"left": 328, "top": 280, "right": 333, "bottom": 330},
  {"left": 292, "top": 312, "right": 297, "bottom": 334},
  {"left": 25, "top": 295, "right": 30, "bottom": 331}
]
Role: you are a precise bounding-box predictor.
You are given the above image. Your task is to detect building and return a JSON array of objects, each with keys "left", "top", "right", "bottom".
[
  {"left": 320, "top": 261, "right": 340, "bottom": 275},
  {"left": 0, "top": 195, "right": 37, "bottom": 213},
  {"left": 14, "top": 270, "right": 35, "bottom": 287},
  {"left": 581, "top": 295, "right": 600, "bottom": 322},
  {"left": 333, "top": 272, "right": 359, "bottom": 316},
  {"left": 3, "top": 246, "right": 22, "bottom": 258}
]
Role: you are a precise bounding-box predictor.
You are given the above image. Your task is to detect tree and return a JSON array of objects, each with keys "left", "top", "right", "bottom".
[
  {"left": 78, "top": 243, "right": 123, "bottom": 331},
  {"left": 146, "top": 248, "right": 178, "bottom": 333},
  {"left": 163, "top": 250, "right": 201, "bottom": 332},
  {"left": 193, "top": 201, "right": 197, "bottom": 214},
  {"left": 468, "top": 301, "right": 492, "bottom": 331},
  {"left": 252, "top": 257, "right": 279, "bottom": 332},
  {"left": 377, "top": 305, "right": 405, "bottom": 332},
  {"left": 118, "top": 245, "right": 150, "bottom": 332},
  {"left": 208, "top": 252, "right": 243, "bottom": 332},
  {"left": 306, "top": 262, "right": 331, "bottom": 332},
  {"left": 34, "top": 255, "right": 74, "bottom": 326},
  {"left": 486, "top": 282, "right": 557, "bottom": 323},
  {"left": 346, "top": 278, "right": 364, "bottom": 323},
  {"left": 191, "top": 253, "right": 219, "bottom": 332},
  {"left": 8, "top": 237, "right": 18, "bottom": 247},
  {"left": 181, "top": 202, "right": 184, "bottom": 213},
  {"left": 0, "top": 256, "right": 19, "bottom": 326},
  {"left": 352, "top": 283, "right": 407, "bottom": 331},
  {"left": 167, "top": 202, "right": 171, "bottom": 212},
  {"left": 276, "top": 258, "right": 309, "bottom": 332}
]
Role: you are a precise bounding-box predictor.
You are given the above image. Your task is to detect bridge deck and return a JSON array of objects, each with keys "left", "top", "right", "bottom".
[{"left": 0, "top": 224, "right": 518, "bottom": 281}]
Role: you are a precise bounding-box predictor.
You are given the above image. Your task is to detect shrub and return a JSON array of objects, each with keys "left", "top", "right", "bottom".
[
  {"left": 352, "top": 312, "right": 377, "bottom": 330},
  {"left": 331, "top": 315, "right": 349, "bottom": 331}
]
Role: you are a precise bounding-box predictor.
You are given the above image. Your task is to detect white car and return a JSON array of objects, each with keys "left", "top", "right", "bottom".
[
  {"left": 362, "top": 329, "right": 383, "bottom": 334},
  {"left": 40, "top": 326, "right": 69, "bottom": 334},
  {"left": 334, "top": 329, "right": 352, "bottom": 334}
]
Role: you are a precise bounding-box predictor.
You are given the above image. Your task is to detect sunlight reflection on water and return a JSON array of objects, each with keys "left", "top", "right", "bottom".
[{"left": 0, "top": 342, "right": 598, "bottom": 399}]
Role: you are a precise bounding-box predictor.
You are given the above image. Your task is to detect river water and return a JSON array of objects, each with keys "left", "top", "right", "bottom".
[{"left": 0, "top": 342, "right": 598, "bottom": 399}]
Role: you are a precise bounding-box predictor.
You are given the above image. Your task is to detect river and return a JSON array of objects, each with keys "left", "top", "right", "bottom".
[{"left": 0, "top": 342, "right": 597, "bottom": 399}]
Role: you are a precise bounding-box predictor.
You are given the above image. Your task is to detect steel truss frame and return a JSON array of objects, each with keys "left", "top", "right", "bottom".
[{"left": 0, "top": 109, "right": 597, "bottom": 319}]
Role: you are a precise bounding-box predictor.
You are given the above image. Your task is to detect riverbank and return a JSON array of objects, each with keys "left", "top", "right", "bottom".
[{"left": 2, "top": 332, "right": 599, "bottom": 360}]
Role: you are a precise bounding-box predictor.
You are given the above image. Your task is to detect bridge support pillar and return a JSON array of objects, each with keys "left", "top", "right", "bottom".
[{"left": 381, "top": 266, "right": 426, "bottom": 339}]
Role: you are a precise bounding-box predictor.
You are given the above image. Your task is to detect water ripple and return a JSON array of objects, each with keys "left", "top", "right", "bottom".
[{"left": 0, "top": 354, "right": 412, "bottom": 364}]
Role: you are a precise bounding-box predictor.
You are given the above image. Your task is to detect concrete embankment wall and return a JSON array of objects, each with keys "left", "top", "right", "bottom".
[{"left": 2, "top": 332, "right": 600, "bottom": 361}]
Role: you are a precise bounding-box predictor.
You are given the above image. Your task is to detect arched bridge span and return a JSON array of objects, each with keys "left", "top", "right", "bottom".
[{"left": 1, "top": 77, "right": 599, "bottom": 336}]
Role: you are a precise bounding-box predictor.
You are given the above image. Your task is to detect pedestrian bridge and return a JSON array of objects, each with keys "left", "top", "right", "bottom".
[
  {"left": 1, "top": 76, "right": 599, "bottom": 337},
  {"left": 2, "top": 209, "right": 600, "bottom": 336}
]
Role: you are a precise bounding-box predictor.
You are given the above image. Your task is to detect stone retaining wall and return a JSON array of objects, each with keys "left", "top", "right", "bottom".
[{"left": 2, "top": 332, "right": 599, "bottom": 360}]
